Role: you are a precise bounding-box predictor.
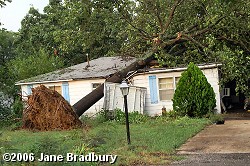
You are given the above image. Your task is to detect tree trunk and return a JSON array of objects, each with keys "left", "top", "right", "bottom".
[{"left": 73, "top": 53, "right": 154, "bottom": 117}]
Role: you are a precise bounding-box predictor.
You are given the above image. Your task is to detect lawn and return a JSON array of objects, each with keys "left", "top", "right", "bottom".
[{"left": 0, "top": 114, "right": 211, "bottom": 166}]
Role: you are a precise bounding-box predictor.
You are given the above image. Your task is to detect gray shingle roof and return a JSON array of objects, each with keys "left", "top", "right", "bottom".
[{"left": 16, "top": 56, "right": 137, "bottom": 85}]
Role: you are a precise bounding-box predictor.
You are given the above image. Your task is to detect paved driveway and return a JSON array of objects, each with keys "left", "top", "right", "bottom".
[{"left": 170, "top": 113, "right": 250, "bottom": 166}]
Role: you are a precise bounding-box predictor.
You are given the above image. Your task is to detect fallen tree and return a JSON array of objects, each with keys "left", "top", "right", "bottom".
[
  {"left": 23, "top": 85, "right": 82, "bottom": 131},
  {"left": 73, "top": 52, "right": 155, "bottom": 117}
]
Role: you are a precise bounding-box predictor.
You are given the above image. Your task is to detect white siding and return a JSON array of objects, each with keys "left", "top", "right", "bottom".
[
  {"left": 132, "top": 67, "right": 221, "bottom": 116},
  {"left": 202, "top": 68, "right": 221, "bottom": 114},
  {"left": 68, "top": 79, "right": 105, "bottom": 116}
]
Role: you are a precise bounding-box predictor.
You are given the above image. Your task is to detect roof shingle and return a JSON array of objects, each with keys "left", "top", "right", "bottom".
[{"left": 16, "top": 56, "right": 137, "bottom": 85}]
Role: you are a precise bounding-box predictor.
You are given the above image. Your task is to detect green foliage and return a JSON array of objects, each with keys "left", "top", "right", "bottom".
[
  {"left": 0, "top": 107, "right": 10, "bottom": 121},
  {"left": 0, "top": 29, "right": 16, "bottom": 66},
  {"left": 162, "top": 110, "right": 179, "bottom": 119},
  {"left": 218, "top": 47, "right": 250, "bottom": 95},
  {"left": 16, "top": 0, "right": 126, "bottom": 65},
  {"left": 12, "top": 97, "right": 23, "bottom": 117},
  {"left": 8, "top": 49, "right": 64, "bottom": 81},
  {"left": 92, "top": 109, "right": 150, "bottom": 124},
  {"left": 113, "top": 109, "right": 150, "bottom": 124},
  {"left": 72, "top": 143, "right": 94, "bottom": 155},
  {"left": 207, "top": 112, "right": 225, "bottom": 124},
  {"left": 30, "top": 136, "right": 59, "bottom": 156},
  {"left": 173, "top": 62, "right": 216, "bottom": 117}
]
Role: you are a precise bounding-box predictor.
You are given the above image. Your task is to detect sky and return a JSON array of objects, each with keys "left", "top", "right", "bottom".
[{"left": 0, "top": 0, "right": 49, "bottom": 32}]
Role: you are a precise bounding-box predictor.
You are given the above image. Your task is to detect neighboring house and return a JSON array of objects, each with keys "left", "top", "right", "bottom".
[
  {"left": 16, "top": 56, "right": 223, "bottom": 116},
  {"left": 15, "top": 56, "right": 137, "bottom": 116}
]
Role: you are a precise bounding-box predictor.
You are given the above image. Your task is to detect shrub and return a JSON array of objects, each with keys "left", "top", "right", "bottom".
[
  {"left": 114, "top": 109, "right": 149, "bottom": 124},
  {"left": 208, "top": 113, "right": 225, "bottom": 124},
  {"left": 173, "top": 62, "right": 216, "bottom": 117}
]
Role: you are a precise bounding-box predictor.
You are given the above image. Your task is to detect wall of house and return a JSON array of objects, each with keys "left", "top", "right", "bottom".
[
  {"left": 132, "top": 67, "right": 221, "bottom": 116},
  {"left": 20, "top": 78, "right": 106, "bottom": 116},
  {"left": 68, "top": 79, "right": 105, "bottom": 116}
]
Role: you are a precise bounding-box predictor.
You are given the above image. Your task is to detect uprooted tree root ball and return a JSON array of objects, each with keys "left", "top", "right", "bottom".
[{"left": 22, "top": 85, "right": 82, "bottom": 131}]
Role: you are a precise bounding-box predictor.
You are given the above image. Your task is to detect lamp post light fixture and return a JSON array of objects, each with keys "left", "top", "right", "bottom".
[{"left": 120, "top": 80, "right": 131, "bottom": 144}]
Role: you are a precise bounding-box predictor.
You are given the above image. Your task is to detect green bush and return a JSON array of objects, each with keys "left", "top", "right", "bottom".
[
  {"left": 173, "top": 62, "right": 216, "bottom": 117},
  {"left": 114, "top": 109, "right": 149, "bottom": 124},
  {"left": 208, "top": 113, "right": 225, "bottom": 124},
  {"left": 30, "top": 136, "right": 59, "bottom": 156},
  {"left": 12, "top": 97, "right": 24, "bottom": 117}
]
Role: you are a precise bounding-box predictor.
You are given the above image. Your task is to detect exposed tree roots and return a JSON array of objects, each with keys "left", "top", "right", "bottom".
[{"left": 22, "top": 85, "right": 82, "bottom": 131}]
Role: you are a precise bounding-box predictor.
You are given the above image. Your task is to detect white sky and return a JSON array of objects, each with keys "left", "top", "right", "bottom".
[{"left": 0, "top": 0, "right": 49, "bottom": 32}]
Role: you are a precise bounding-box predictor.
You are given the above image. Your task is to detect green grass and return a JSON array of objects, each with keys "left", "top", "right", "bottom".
[{"left": 0, "top": 116, "right": 211, "bottom": 166}]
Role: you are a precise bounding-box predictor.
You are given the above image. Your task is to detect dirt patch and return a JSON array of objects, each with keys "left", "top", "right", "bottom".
[{"left": 22, "top": 85, "right": 82, "bottom": 131}]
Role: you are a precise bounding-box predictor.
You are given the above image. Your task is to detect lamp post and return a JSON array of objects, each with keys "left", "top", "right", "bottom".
[{"left": 120, "top": 80, "right": 131, "bottom": 144}]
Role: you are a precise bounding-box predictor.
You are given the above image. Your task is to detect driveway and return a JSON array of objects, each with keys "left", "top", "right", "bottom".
[{"left": 170, "top": 112, "right": 250, "bottom": 166}]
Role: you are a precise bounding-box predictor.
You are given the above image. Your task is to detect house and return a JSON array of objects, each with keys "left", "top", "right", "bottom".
[
  {"left": 16, "top": 56, "right": 223, "bottom": 116},
  {"left": 15, "top": 56, "right": 137, "bottom": 116}
]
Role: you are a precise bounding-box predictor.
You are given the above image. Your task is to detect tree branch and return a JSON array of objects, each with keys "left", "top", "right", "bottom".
[
  {"left": 190, "top": 16, "right": 225, "bottom": 37},
  {"left": 154, "top": 0, "right": 164, "bottom": 32},
  {"left": 161, "top": 0, "right": 183, "bottom": 35},
  {"left": 217, "top": 36, "right": 250, "bottom": 53},
  {"left": 182, "top": 34, "right": 207, "bottom": 49},
  {"left": 121, "top": 12, "right": 152, "bottom": 40}
]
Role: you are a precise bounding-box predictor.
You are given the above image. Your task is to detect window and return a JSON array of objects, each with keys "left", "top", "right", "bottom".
[
  {"left": 92, "top": 83, "right": 101, "bottom": 90},
  {"left": 49, "top": 86, "right": 62, "bottom": 95},
  {"left": 159, "top": 78, "right": 174, "bottom": 100},
  {"left": 158, "top": 77, "right": 180, "bottom": 101},
  {"left": 27, "top": 84, "right": 33, "bottom": 95}
]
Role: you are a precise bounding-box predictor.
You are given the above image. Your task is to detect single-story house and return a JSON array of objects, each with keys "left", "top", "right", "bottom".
[
  {"left": 16, "top": 56, "right": 137, "bottom": 116},
  {"left": 16, "top": 56, "right": 224, "bottom": 116}
]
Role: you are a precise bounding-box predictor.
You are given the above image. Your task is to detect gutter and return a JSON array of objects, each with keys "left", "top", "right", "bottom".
[
  {"left": 15, "top": 79, "right": 74, "bottom": 86},
  {"left": 136, "top": 64, "right": 222, "bottom": 75}
]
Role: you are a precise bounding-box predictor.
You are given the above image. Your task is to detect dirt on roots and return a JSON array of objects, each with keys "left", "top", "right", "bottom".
[{"left": 22, "top": 85, "right": 82, "bottom": 131}]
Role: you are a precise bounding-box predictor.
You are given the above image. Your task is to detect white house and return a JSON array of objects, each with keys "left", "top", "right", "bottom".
[
  {"left": 15, "top": 56, "right": 137, "bottom": 116},
  {"left": 16, "top": 56, "right": 223, "bottom": 116}
]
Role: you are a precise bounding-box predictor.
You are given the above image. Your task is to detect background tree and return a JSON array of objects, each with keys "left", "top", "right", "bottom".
[
  {"left": 173, "top": 62, "right": 216, "bottom": 117},
  {"left": 114, "top": 0, "right": 249, "bottom": 95},
  {"left": 0, "top": 29, "right": 16, "bottom": 118},
  {"left": 16, "top": 0, "right": 127, "bottom": 65},
  {"left": 7, "top": 49, "right": 64, "bottom": 81}
]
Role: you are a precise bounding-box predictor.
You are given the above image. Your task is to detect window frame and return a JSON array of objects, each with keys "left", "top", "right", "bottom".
[
  {"left": 48, "top": 85, "right": 62, "bottom": 95},
  {"left": 158, "top": 76, "right": 180, "bottom": 101},
  {"left": 158, "top": 77, "right": 174, "bottom": 101}
]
